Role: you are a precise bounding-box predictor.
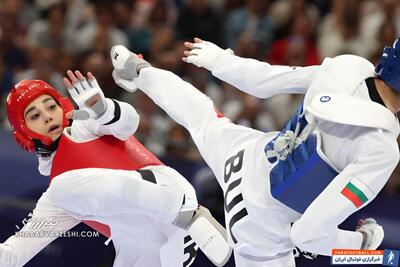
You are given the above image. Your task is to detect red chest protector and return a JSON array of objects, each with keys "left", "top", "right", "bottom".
[{"left": 49, "top": 133, "right": 163, "bottom": 237}]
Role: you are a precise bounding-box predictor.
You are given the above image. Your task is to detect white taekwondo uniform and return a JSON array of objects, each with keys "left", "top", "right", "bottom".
[
  {"left": 133, "top": 54, "right": 399, "bottom": 266},
  {"left": 0, "top": 99, "right": 198, "bottom": 267}
]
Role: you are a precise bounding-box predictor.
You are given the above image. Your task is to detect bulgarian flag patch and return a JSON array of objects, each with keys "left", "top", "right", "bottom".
[{"left": 341, "top": 177, "right": 373, "bottom": 208}]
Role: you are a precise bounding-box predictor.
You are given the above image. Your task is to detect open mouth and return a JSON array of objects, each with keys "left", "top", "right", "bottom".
[{"left": 48, "top": 125, "right": 61, "bottom": 133}]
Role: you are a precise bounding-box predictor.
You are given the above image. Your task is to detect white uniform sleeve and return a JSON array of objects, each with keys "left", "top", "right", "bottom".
[
  {"left": 0, "top": 191, "right": 80, "bottom": 266},
  {"left": 338, "top": 128, "right": 400, "bottom": 194},
  {"left": 211, "top": 54, "right": 319, "bottom": 98},
  {"left": 291, "top": 127, "right": 399, "bottom": 255},
  {"left": 71, "top": 98, "right": 140, "bottom": 141}
]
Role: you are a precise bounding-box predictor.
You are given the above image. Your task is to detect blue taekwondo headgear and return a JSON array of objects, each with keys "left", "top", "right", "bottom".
[{"left": 375, "top": 37, "right": 400, "bottom": 93}]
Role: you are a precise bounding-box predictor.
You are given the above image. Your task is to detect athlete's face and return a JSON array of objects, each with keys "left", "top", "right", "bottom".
[{"left": 24, "top": 94, "right": 64, "bottom": 141}]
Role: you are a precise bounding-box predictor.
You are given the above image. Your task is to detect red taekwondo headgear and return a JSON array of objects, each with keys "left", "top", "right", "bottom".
[{"left": 6, "top": 80, "right": 74, "bottom": 152}]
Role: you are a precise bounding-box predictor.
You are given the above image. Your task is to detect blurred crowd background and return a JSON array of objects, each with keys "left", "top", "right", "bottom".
[{"left": 1, "top": 0, "right": 400, "bottom": 266}]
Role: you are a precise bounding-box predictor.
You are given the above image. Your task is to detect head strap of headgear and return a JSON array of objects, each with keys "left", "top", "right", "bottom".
[
  {"left": 375, "top": 37, "right": 400, "bottom": 93},
  {"left": 6, "top": 80, "right": 74, "bottom": 153}
]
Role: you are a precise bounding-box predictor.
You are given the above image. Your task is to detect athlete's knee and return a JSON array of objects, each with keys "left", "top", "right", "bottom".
[{"left": 109, "top": 175, "right": 144, "bottom": 202}]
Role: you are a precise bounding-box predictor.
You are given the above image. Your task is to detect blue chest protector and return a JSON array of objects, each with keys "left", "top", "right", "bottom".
[{"left": 264, "top": 102, "right": 338, "bottom": 214}]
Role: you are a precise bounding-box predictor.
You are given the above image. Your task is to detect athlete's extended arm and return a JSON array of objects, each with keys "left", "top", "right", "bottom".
[{"left": 183, "top": 38, "right": 319, "bottom": 98}]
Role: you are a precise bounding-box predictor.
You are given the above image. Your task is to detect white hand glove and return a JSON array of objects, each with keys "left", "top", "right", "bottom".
[
  {"left": 186, "top": 41, "right": 234, "bottom": 71},
  {"left": 67, "top": 76, "right": 107, "bottom": 119},
  {"left": 110, "top": 45, "right": 151, "bottom": 93}
]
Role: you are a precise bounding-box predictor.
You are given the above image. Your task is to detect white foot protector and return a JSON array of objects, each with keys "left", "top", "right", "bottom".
[
  {"left": 187, "top": 206, "right": 232, "bottom": 266},
  {"left": 356, "top": 218, "right": 384, "bottom": 250}
]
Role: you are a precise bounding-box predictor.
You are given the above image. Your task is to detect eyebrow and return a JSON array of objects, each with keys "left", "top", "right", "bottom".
[
  {"left": 42, "top": 97, "right": 54, "bottom": 104},
  {"left": 24, "top": 97, "right": 55, "bottom": 117},
  {"left": 24, "top": 107, "right": 36, "bottom": 117}
]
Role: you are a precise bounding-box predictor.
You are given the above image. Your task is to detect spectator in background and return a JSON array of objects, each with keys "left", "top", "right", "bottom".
[
  {"left": 112, "top": 0, "right": 134, "bottom": 34},
  {"left": 233, "top": 33, "right": 264, "bottom": 59},
  {"left": 160, "top": 123, "right": 202, "bottom": 180},
  {"left": 26, "top": 0, "right": 94, "bottom": 56},
  {"left": 0, "top": 12, "right": 29, "bottom": 74},
  {"left": 128, "top": 91, "right": 172, "bottom": 156},
  {"left": 317, "top": 0, "right": 375, "bottom": 58},
  {"left": 223, "top": 0, "right": 246, "bottom": 12},
  {"left": 147, "top": 0, "right": 177, "bottom": 31},
  {"left": 264, "top": 94, "right": 303, "bottom": 129},
  {"left": 362, "top": 0, "right": 400, "bottom": 63},
  {"left": 0, "top": 64, "right": 13, "bottom": 125},
  {"left": 148, "top": 26, "right": 184, "bottom": 73},
  {"left": 165, "top": 124, "right": 196, "bottom": 161},
  {"left": 225, "top": 0, "right": 274, "bottom": 56},
  {"left": 0, "top": 58, "right": 13, "bottom": 98},
  {"left": 386, "top": 161, "right": 400, "bottom": 195},
  {"left": 79, "top": 51, "right": 119, "bottom": 99},
  {"left": 268, "top": 13, "right": 320, "bottom": 66},
  {"left": 71, "top": 2, "right": 128, "bottom": 55},
  {"left": 282, "top": 36, "right": 312, "bottom": 66},
  {"left": 15, "top": 47, "right": 65, "bottom": 94},
  {"left": 192, "top": 166, "right": 225, "bottom": 223},
  {"left": 266, "top": 9, "right": 318, "bottom": 130},
  {"left": 232, "top": 94, "right": 276, "bottom": 131},
  {"left": 363, "top": 0, "right": 400, "bottom": 44},
  {"left": 0, "top": 1, "right": 30, "bottom": 126},
  {"left": 220, "top": 83, "right": 297, "bottom": 131},
  {"left": 0, "top": 0, "right": 38, "bottom": 27},
  {"left": 269, "top": 0, "right": 320, "bottom": 39},
  {"left": 184, "top": 64, "right": 224, "bottom": 108},
  {"left": 128, "top": 0, "right": 177, "bottom": 57},
  {"left": 176, "top": 0, "right": 223, "bottom": 46},
  {"left": 369, "top": 21, "right": 397, "bottom": 64},
  {"left": 1, "top": 0, "right": 400, "bottom": 210},
  {"left": 379, "top": 0, "right": 400, "bottom": 33},
  {"left": 26, "top": 2, "right": 67, "bottom": 50}
]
